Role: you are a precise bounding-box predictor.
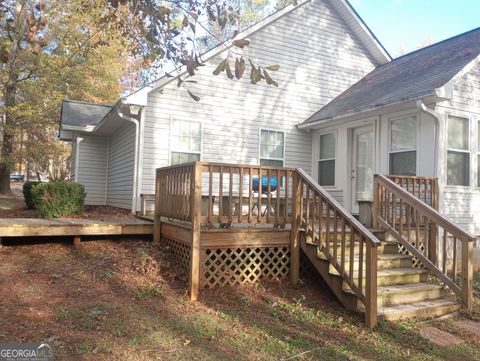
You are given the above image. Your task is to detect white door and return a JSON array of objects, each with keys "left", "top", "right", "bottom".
[{"left": 351, "top": 126, "right": 374, "bottom": 214}]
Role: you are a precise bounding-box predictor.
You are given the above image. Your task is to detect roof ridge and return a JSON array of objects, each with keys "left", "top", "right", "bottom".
[
  {"left": 62, "top": 99, "right": 113, "bottom": 108},
  {"left": 386, "top": 26, "right": 480, "bottom": 64}
]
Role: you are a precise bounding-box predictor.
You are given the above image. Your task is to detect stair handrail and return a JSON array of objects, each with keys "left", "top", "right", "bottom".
[
  {"left": 297, "top": 169, "right": 382, "bottom": 247},
  {"left": 374, "top": 174, "right": 474, "bottom": 309},
  {"left": 296, "top": 168, "right": 381, "bottom": 328}
]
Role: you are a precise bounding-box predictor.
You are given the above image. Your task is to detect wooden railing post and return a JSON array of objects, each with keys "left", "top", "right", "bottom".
[
  {"left": 189, "top": 162, "right": 202, "bottom": 301},
  {"left": 290, "top": 171, "right": 301, "bottom": 284},
  {"left": 462, "top": 240, "right": 473, "bottom": 310},
  {"left": 153, "top": 169, "right": 161, "bottom": 243},
  {"left": 365, "top": 241, "right": 378, "bottom": 328},
  {"left": 372, "top": 176, "right": 380, "bottom": 229}
]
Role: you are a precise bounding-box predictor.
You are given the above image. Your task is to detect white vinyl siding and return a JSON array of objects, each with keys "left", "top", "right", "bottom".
[
  {"left": 389, "top": 116, "right": 417, "bottom": 176},
  {"left": 447, "top": 115, "right": 470, "bottom": 186},
  {"left": 76, "top": 136, "right": 108, "bottom": 205},
  {"left": 259, "top": 129, "right": 284, "bottom": 167},
  {"left": 478, "top": 121, "right": 480, "bottom": 187},
  {"left": 170, "top": 119, "right": 201, "bottom": 165},
  {"left": 140, "top": 0, "right": 376, "bottom": 195},
  {"left": 106, "top": 123, "right": 136, "bottom": 209},
  {"left": 70, "top": 138, "right": 77, "bottom": 181},
  {"left": 318, "top": 133, "right": 335, "bottom": 186}
]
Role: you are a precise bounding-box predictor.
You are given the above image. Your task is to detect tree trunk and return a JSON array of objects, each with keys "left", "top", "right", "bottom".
[{"left": 0, "top": 84, "right": 16, "bottom": 193}]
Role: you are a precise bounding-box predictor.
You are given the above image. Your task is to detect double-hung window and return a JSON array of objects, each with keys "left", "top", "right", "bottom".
[
  {"left": 447, "top": 115, "right": 470, "bottom": 186},
  {"left": 389, "top": 116, "right": 417, "bottom": 176},
  {"left": 259, "top": 129, "right": 284, "bottom": 167},
  {"left": 170, "top": 120, "right": 201, "bottom": 165},
  {"left": 318, "top": 133, "right": 335, "bottom": 186}
]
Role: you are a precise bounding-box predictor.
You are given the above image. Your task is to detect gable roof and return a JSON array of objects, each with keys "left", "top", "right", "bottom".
[
  {"left": 301, "top": 27, "right": 480, "bottom": 126},
  {"left": 60, "top": 100, "right": 112, "bottom": 128},
  {"left": 123, "top": 0, "right": 391, "bottom": 105}
]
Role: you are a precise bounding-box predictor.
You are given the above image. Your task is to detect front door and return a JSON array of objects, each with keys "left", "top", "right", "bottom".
[{"left": 351, "top": 126, "right": 374, "bottom": 214}]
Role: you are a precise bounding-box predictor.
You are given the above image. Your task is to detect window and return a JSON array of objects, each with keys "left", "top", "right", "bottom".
[
  {"left": 447, "top": 115, "right": 470, "bottom": 186},
  {"left": 259, "top": 129, "right": 284, "bottom": 167},
  {"left": 170, "top": 120, "right": 201, "bottom": 165},
  {"left": 318, "top": 133, "right": 335, "bottom": 186},
  {"left": 389, "top": 116, "right": 417, "bottom": 176}
]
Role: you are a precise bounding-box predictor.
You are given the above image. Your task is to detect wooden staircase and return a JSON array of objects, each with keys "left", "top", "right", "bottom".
[
  {"left": 293, "top": 170, "right": 473, "bottom": 327},
  {"left": 300, "top": 228, "right": 459, "bottom": 321}
]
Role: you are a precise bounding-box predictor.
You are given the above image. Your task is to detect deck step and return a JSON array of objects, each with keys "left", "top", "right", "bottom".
[
  {"left": 305, "top": 239, "right": 400, "bottom": 256},
  {"left": 378, "top": 298, "right": 459, "bottom": 321},
  {"left": 339, "top": 267, "right": 428, "bottom": 288},
  {"left": 376, "top": 283, "right": 448, "bottom": 307},
  {"left": 320, "top": 253, "right": 413, "bottom": 272}
]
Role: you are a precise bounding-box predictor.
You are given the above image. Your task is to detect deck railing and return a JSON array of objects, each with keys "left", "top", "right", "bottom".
[
  {"left": 154, "top": 162, "right": 382, "bottom": 327},
  {"left": 297, "top": 169, "right": 381, "bottom": 328},
  {"left": 386, "top": 175, "right": 439, "bottom": 210},
  {"left": 374, "top": 174, "right": 474, "bottom": 310}
]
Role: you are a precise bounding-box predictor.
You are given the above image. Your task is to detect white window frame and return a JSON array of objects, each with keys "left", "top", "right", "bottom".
[
  {"left": 446, "top": 114, "right": 471, "bottom": 188},
  {"left": 169, "top": 119, "right": 202, "bottom": 165},
  {"left": 318, "top": 131, "right": 336, "bottom": 188},
  {"left": 258, "top": 128, "right": 285, "bottom": 167},
  {"left": 388, "top": 114, "right": 418, "bottom": 176}
]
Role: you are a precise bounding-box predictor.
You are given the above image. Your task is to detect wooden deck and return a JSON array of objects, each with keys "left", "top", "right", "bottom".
[{"left": 0, "top": 217, "right": 153, "bottom": 239}]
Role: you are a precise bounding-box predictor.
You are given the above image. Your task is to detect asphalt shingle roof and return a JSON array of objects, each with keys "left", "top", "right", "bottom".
[
  {"left": 60, "top": 100, "right": 112, "bottom": 127},
  {"left": 303, "top": 27, "right": 480, "bottom": 125}
]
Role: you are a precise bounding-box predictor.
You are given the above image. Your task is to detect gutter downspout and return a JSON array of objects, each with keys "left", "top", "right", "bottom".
[
  {"left": 416, "top": 100, "right": 440, "bottom": 177},
  {"left": 117, "top": 104, "right": 142, "bottom": 214}
]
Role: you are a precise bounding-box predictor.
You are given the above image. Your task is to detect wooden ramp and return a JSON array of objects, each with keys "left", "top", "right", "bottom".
[{"left": 0, "top": 218, "right": 153, "bottom": 244}]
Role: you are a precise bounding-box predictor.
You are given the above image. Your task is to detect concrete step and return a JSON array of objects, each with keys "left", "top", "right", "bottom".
[
  {"left": 376, "top": 283, "right": 448, "bottom": 308},
  {"left": 339, "top": 267, "right": 428, "bottom": 288},
  {"left": 378, "top": 298, "right": 459, "bottom": 321},
  {"left": 323, "top": 253, "right": 412, "bottom": 273}
]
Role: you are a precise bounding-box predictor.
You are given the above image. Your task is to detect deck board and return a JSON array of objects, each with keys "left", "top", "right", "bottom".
[{"left": 0, "top": 217, "right": 153, "bottom": 237}]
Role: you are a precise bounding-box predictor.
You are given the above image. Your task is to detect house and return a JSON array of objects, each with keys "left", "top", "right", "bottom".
[
  {"left": 299, "top": 27, "right": 480, "bottom": 237},
  {"left": 59, "top": 0, "right": 390, "bottom": 212},
  {"left": 59, "top": 0, "right": 480, "bottom": 326}
]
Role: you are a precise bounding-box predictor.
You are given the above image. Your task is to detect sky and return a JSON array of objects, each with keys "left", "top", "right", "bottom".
[{"left": 350, "top": 0, "right": 480, "bottom": 58}]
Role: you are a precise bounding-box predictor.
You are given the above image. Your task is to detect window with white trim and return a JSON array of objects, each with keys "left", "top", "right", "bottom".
[
  {"left": 389, "top": 116, "right": 417, "bottom": 176},
  {"left": 170, "top": 120, "right": 201, "bottom": 165},
  {"left": 259, "top": 129, "right": 284, "bottom": 167},
  {"left": 447, "top": 115, "right": 470, "bottom": 186},
  {"left": 318, "top": 133, "right": 335, "bottom": 186}
]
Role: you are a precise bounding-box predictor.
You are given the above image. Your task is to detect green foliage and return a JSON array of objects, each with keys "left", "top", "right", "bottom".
[
  {"left": 31, "top": 181, "right": 86, "bottom": 218},
  {"left": 22, "top": 181, "right": 43, "bottom": 209}
]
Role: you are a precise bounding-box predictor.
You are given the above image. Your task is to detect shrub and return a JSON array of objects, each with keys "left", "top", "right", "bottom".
[
  {"left": 23, "top": 181, "right": 42, "bottom": 209},
  {"left": 31, "top": 181, "right": 86, "bottom": 218}
]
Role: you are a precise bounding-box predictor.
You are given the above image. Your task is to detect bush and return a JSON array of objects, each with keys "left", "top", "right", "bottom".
[
  {"left": 31, "top": 181, "right": 86, "bottom": 218},
  {"left": 23, "top": 181, "right": 42, "bottom": 209}
]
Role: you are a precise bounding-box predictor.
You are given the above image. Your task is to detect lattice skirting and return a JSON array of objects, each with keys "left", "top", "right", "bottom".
[
  {"left": 163, "top": 237, "right": 191, "bottom": 273},
  {"left": 201, "top": 246, "right": 290, "bottom": 288},
  {"left": 398, "top": 242, "right": 426, "bottom": 268}
]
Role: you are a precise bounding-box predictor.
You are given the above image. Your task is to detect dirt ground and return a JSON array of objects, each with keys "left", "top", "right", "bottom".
[
  {"left": 0, "top": 238, "right": 479, "bottom": 361},
  {"left": 0, "top": 182, "right": 135, "bottom": 219}
]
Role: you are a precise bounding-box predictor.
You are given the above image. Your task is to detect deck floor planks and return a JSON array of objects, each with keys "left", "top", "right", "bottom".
[{"left": 0, "top": 217, "right": 153, "bottom": 237}]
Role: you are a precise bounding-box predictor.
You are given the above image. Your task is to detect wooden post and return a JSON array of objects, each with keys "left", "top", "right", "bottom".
[
  {"left": 461, "top": 239, "right": 473, "bottom": 310},
  {"left": 290, "top": 172, "right": 301, "bottom": 284},
  {"left": 73, "top": 236, "right": 81, "bottom": 247},
  {"left": 189, "top": 162, "right": 202, "bottom": 301},
  {"left": 154, "top": 169, "right": 161, "bottom": 243},
  {"left": 428, "top": 222, "right": 438, "bottom": 267},
  {"left": 365, "top": 242, "right": 378, "bottom": 328},
  {"left": 372, "top": 177, "right": 380, "bottom": 229}
]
